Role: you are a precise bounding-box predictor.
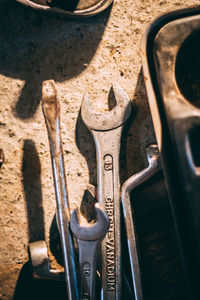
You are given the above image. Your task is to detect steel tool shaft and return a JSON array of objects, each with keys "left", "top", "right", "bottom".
[
  {"left": 121, "top": 145, "right": 160, "bottom": 300},
  {"left": 42, "top": 80, "right": 79, "bottom": 300}
]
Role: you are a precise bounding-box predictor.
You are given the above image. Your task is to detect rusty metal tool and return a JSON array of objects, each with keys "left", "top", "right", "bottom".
[
  {"left": 70, "top": 204, "right": 110, "bottom": 300},
  {"left": 121, "top": 144, "right": 160, "bottom": 300},
  {"left": 41, "top": 80, "right": 79, "bottom": 300},
  {"left": 81, "top": 85, "right": 132, "bottom": 299},
  {"left": 28, "top": 240, "right": 64, "bottom": 281}
]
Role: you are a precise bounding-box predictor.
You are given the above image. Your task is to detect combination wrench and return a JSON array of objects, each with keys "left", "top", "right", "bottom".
[
  {"left": 81, "top": 85, "right": 132, "bottom": 299},
  {"left": 70, "top": 204, "right": 110, "bottom": 300},
  {"left": 42, "top": 80, "right": 79, "bottom": 300},
  {"left": 121, "top": 144, "right": 161, "bottom": 300}
]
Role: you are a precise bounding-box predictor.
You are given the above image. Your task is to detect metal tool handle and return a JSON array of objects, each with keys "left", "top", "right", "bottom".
[
  {"left": 92, "top": 127, "right": 122, "bottom": 300},
  {"left": 121, "top": 145, "right": 160, "bottom": 300},
  {"left": 42, "top": 80, "right": 79, "bottom": 300},
  {"left": 77, "top": 239, "right": 100, "bottom": 300},
  {"left": 70, "top": 205, "right": 110, "bottom": 300}
]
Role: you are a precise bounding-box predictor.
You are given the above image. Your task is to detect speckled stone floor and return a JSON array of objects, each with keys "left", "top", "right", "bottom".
[{"left": 0, "top": 1, "right": 199, "bottom": 299}]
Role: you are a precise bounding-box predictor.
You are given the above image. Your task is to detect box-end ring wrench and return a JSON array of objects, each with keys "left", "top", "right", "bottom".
[
  {"left": 81, "top": 85, "right": 132, "bottom": 299},
  {"left": 121, "top": 144, "right": 161, "bottom": 300},
  {"left": 70, "top": 204, "right": 110, "bottom": 300},
  {"left": 42, "top": 80, "right": 79, "bottom": 300}
]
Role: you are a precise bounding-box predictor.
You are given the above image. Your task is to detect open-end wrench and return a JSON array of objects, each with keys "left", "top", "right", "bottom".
[
  {"left": 42, "top": 80, "right": 79, "bottom": 300},
  {"left": 121, "top": 145, "right": 161, "bottom": 300},
  {"left": 28, "top": 240, "right": 64, "bottom": 281},
  {"left": 70, "top": 204, "right": 110, "bottom": 300},
  {"left": 81, "top": 85, "right": 132, "bottom": 299}
]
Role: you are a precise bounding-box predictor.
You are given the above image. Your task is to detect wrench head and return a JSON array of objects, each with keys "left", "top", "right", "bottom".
[
  {"left": 29, "top": 240, "right": 49, "bottom": 269},
  {"left": 81, "top": 84, "right": 132, "bottom": 131},
  {"left": 70, "top": 204, "right": 110, "bottom": 241},
  {"left": 28, "top": 240, "right": 64, "bottom": 281}
]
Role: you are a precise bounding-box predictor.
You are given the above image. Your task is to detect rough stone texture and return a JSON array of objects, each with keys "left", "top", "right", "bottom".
[{"left": 0, "top": 1, "right": 199, "bottom": 299}]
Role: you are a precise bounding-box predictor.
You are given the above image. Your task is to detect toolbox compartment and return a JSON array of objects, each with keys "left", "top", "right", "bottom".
[{"left": 141, "top": 6, "right": 200, "bottom": 299}]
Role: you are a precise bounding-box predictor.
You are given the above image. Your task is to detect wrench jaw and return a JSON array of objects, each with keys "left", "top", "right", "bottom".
[
  {"left": 70, "top": 204, "right": 110, "bottom": 241},
  {"left": 28, "top": 240, "right": 64, "bottom": 281},
  {"left": 70, "top": 204, "right": 110, "bottom": 300},
  {"left": 81, "top": 85, "right": 132, "bottom": 131}
]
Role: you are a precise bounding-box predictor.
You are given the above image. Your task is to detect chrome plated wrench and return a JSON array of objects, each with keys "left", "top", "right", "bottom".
[
  {"left": 42, "top": 80, "right": 79, "bottom": 300},
  {"left": 81, "top": 85, "right": 132, "bottom": 299},
  {"left": 70, "top": 204, "right": 109, "bottom": 300},
  {"left": 121, "top": 145, "right": 161, "bottom": 300}
]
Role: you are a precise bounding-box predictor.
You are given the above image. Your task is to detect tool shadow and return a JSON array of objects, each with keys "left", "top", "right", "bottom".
[
  {"left": 0, "top": 2, "right": 111, "bottom": 120},
  {"left": 22, "top": 139, "right": 44, "bottom": 242},
  {"left": 13, "top": 139, "right": 66, "bottom": 299}
]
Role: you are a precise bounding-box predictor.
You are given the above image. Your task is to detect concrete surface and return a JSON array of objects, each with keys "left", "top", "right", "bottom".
[{"left": 0, "top": 1, "right": 198, "bottom": 299}]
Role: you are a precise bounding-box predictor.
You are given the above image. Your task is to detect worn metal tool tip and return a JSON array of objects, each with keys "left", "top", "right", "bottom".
[
  {"left": 112, "top": 83, "right": 130, "bottom": 106},
  {"left": 42, "top": 80, "right": 57, "bottom": 104},
  {"left": 83, "top": 92, "right": 92, "bottom": 107}
]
